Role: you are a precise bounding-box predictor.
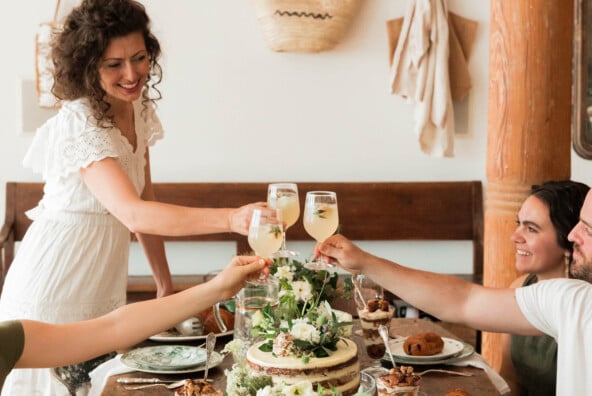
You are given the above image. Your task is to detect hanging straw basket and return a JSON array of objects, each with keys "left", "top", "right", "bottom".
[{"left": 252, "top": 0, "right": 362, "bottom": 53}]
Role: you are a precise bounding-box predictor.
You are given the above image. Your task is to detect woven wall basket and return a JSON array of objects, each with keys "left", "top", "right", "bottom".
[{"left": 253, "top": 0, "right": 362, "bottom": 53}]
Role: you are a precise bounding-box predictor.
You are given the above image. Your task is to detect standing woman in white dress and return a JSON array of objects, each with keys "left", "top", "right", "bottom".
[{"left": 0, "top": 1, "right": 266, "bottom": 394}]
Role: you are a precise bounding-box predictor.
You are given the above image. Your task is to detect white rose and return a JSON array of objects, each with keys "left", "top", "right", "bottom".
[
  {"left": 284, "top": 381, "right": 317, "bottom": 396},
  {"left": 292, "top": 280, "right": 313, "bottom": 302},
  {"left": 290, "top": 321, "right": 320, "bottom": 344},
  {"left": 256, "top": 386, "right": 274, "bottom": 396},
  {"left": 252, "top": 309, "right": 264, "bottom": 327},
  {"left": 332, "top": 308, "right": 353, "bottom": 337},
  {"left": 275, "top": 265, "right": 294, "bottom": 281}
]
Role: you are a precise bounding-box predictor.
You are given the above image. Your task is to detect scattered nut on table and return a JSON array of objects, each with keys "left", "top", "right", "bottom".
[{"left": 174, "top": 379, "right": 222, "bottom": 396}]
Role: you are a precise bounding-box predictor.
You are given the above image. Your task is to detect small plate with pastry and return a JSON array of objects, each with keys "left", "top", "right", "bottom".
[{"left": 387, "top": 332, "right": 465, "bottom": 362}]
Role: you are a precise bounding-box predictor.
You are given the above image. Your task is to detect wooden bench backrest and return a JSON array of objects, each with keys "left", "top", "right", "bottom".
[{"left": 1, "top": 181, "right": 483, "bottom": 280}]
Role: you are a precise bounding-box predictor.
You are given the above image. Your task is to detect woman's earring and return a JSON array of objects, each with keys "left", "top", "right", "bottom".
[{"left": 565, "top": 255, "right": 570, "bottom": 278}]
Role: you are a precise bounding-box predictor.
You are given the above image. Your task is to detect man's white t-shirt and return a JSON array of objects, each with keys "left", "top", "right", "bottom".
[{"left": 516, "top": 278, "right": 592, "bottom": 395}]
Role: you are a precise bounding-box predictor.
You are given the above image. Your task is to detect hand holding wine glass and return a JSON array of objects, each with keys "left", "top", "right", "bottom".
[
  {"left": 267, "top": 183, "right": 300, "bottom": 257},
  {"left": 303, "top": 191, "right": 339, "bottom": 270},
  {"left": 248, "top": 208, "right": 284, "bottom": 259}
]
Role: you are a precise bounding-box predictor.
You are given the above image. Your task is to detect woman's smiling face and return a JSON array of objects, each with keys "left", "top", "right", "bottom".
[
  {"left": 512, "top": 195, "right": 567, "bottom": 277},
  {"left": 99, "top": 32, "right": 149, "bottom": 106}
]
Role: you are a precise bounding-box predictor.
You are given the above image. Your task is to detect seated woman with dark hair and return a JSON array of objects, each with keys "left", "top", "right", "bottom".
[{"left": 500, "top": 180, "right": 589, "bottom": 395}]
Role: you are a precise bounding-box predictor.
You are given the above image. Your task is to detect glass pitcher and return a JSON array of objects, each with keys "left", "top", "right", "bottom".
[{"left": 213, "top": 276, "right": 279, "bottom": 364}]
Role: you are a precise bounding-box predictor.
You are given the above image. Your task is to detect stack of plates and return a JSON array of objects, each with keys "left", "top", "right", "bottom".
[
  {"left": 149, "top": 329, "right": 233, "bottom": 342},
  {"left": 121, "top": 345, "right": 224, "bottom": 374},
  {"left": 382, "top": 337, "right": 474, "bottom": 365}
]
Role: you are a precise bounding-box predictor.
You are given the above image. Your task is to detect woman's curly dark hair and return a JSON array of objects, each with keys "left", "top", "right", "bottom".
[
  {"left": 51, "top": 0, "right": 162, "bottom": 124},
  {"left": 530, "top": 180, "right": 590, "bottom": 258}
]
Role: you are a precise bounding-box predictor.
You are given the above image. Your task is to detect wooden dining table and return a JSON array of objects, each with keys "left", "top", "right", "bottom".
[{"left": 100, "top": 318, "right": 502, "bottom": 395}]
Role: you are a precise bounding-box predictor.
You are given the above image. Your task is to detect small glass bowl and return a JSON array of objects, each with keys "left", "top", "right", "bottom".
[{"left": 358, "top": 371, "right": 377, "bottom": 395}]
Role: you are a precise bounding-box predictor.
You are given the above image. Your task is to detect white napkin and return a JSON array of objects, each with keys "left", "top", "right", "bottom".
[
  {"left": 448, "top": 354, "right": 510, "bottom": 395},
  {"left": 88, "top": 354, "right": 133, "bottom": 396}
]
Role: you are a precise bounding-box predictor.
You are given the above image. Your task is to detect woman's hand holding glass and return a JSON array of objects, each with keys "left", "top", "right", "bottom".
[
  {"left": 267, "top": 183, "right": 300, "bottom": 257},
  {"left": 248, "top": 208, "right": 284, "bottom": 259}
]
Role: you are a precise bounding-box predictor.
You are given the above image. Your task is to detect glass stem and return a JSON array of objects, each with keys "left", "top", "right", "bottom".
[{"left": 281, "top": 229, "right": 288, "bottom": 251}]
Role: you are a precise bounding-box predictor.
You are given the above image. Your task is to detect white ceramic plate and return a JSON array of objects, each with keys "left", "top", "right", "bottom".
[
  {"left": 388, "top": 337, "right": 465, "bottom": 362},
  {"left": 149, "top": 329, "right": 233, "bottom": 342},
  {"left": 121, "top": 349, "right": 225, "bottom": 374},
  {"left": 121, "top": 345, "right": 207, "bottom": 370},
  {"left": 384, "top": 342, "right": 474, "bottom": 365}
]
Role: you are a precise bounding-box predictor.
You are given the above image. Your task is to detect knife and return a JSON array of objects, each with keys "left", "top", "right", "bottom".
[
  {"left": 116, "top": 377, "right": 214, "bottom": 384},
  {"left": 116, "top": 378, "right": 177, "bottom": 384}
]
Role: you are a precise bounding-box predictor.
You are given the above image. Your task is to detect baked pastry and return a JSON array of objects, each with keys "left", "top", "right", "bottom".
[
  {"left": 403, "top": 332, "right": 444, "bottom": 356},
  {"left": 445, "top": 388, "right": 472, "bottom": 396},
  {"left": 377, "top": 366, "right": 421, "bottom": 396},
  {"left": 197, "top": 307, "right": 234, "bottom": 333},
  {"left": 174, "top": 379, "right": 222, "bottom": 396}
]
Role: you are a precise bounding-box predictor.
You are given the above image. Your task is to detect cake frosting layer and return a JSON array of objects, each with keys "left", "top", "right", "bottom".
[{"left": 246, "top": 338, "right": 360, "bottom": 395}]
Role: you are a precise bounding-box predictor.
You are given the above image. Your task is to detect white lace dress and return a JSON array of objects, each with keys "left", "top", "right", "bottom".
[{"left": 0, "top": 98, "right": 163, "bottom": 396}]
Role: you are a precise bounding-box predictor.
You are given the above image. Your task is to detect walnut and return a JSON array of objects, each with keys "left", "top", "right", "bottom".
[
  {"left": 367, "top": 299, "right": 379, "bottom": 312},
  {"left": 175, "top": 379, "right": 222, "bottom": 396}
]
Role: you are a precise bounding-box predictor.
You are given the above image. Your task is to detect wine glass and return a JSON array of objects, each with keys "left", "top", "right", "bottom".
[
  {"left": 229, "top": 209, "right": 283, "bottom": 363},
  {"left": 267, "top": 183, "right": 300, "bottom": 258},
  {"left": 354, "top": 274, "right": 394, "bottom": 368},
  {"left": 248, "top": 208, "right": 284, "bottom": 259},
  {"left": 303, "top": 191, "right": 339, "bottom": 270}
]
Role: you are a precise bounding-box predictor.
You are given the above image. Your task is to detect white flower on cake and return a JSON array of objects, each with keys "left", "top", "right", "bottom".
[
  {"left": 292, "top": 280, "right": 313, "bottom": 302},
  {"left": 256, "top": 381, "right": 318, "bottom": 396},
  {"left": 317, "top": 302, "right": 353, "bottom": 337},
  {"left": 275, "top": 265, "right": 294, "bottom": 281},
  {"left": 289, "top": 318, "right": 321, "bottom": 344},
  {"left": 252, "top": 309, "right": 265, "bottom": 328}
]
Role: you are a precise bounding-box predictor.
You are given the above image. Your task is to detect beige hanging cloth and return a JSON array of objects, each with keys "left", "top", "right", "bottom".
[{"left": 388, "top": 0, "right": 474, "bottom": 158}]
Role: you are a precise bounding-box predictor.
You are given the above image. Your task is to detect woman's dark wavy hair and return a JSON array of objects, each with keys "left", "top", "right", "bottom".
[
  {"left": 530, "top": 180, "right": 590, "bottom": 258},
  {"left": 51, "top": 0, "right": 162, "bottom": 124}
]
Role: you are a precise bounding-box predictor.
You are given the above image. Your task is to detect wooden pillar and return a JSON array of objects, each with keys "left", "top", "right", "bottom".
[{"left": 483, "top": 0, "right": 574, "bottom": 369}]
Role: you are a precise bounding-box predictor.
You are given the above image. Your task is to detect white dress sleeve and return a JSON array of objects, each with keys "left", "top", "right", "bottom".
[
  {"left": 23, "top": 100, "right": 119, "bottom": 180},
  {"left": 139, "top": 100, "right": 164, "bottom": 147}
]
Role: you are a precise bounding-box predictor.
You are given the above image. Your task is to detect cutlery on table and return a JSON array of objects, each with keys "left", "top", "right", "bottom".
[
  {"left": 203, "top": 332, "right": 216, "bottom": 382},
  {"left": 175, "top": 316, "right": 204, "bottom": 336},
  {"left": 378, "top": 324, "right": 396, "bottom": 368},
  {"left": 117, "top": 377, "right": 178, "bottom": 384},
  {"left": 417, "top": 369, "right": 474, "bottom": 377},
  {"left": 124, "top": 379, "right": 186, "bottom": 390}
]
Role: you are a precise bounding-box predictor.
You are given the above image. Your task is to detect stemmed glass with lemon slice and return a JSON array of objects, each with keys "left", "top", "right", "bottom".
[
  {"left": 267, "top": 183, "right": 300, "bottom": 258},
  {"left": 248, "top": 208, "right": 284, "bottom": 260},
  {"left": 303, "top": 191, "right": 339, "bottom": 270}
]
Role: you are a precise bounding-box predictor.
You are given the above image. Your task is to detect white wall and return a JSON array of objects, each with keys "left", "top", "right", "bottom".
[{"left": 1, "top": 1, "right": 590, "bottom": 276}]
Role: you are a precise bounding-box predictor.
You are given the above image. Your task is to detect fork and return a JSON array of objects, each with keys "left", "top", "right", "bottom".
[
  {"left": 417, "top": 369, "right": 473, "bottom": 377},
  {"left": 175, "top": 317, "right": 204, "bottom": 336},
  {"left": 124, "top": 379, "right": 186, "bottom": 390}
]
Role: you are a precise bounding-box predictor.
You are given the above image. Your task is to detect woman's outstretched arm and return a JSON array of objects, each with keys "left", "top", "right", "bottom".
[{"left": 16, "top": 256, "right": 269, "bottom": 368}]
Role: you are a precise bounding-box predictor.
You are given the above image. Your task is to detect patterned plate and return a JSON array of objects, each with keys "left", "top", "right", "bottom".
[
  {"left": 149, "top": 329, "right": 233, "bottom": 342},
  {"left": 121, "top": 345, "right": 206, "bottom": 370},
  {"left": 121, "top": 350, "right": 225, "bottom": 374}
]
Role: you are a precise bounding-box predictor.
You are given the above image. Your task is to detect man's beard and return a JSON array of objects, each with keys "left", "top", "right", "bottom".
[{"left": 570, "top": 246, "right": 592, "bottom": 283}]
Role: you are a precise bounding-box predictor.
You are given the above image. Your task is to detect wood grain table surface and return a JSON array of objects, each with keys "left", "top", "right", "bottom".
[{"left": 101, "top": 318, "right": 501, "bottom": 395}]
